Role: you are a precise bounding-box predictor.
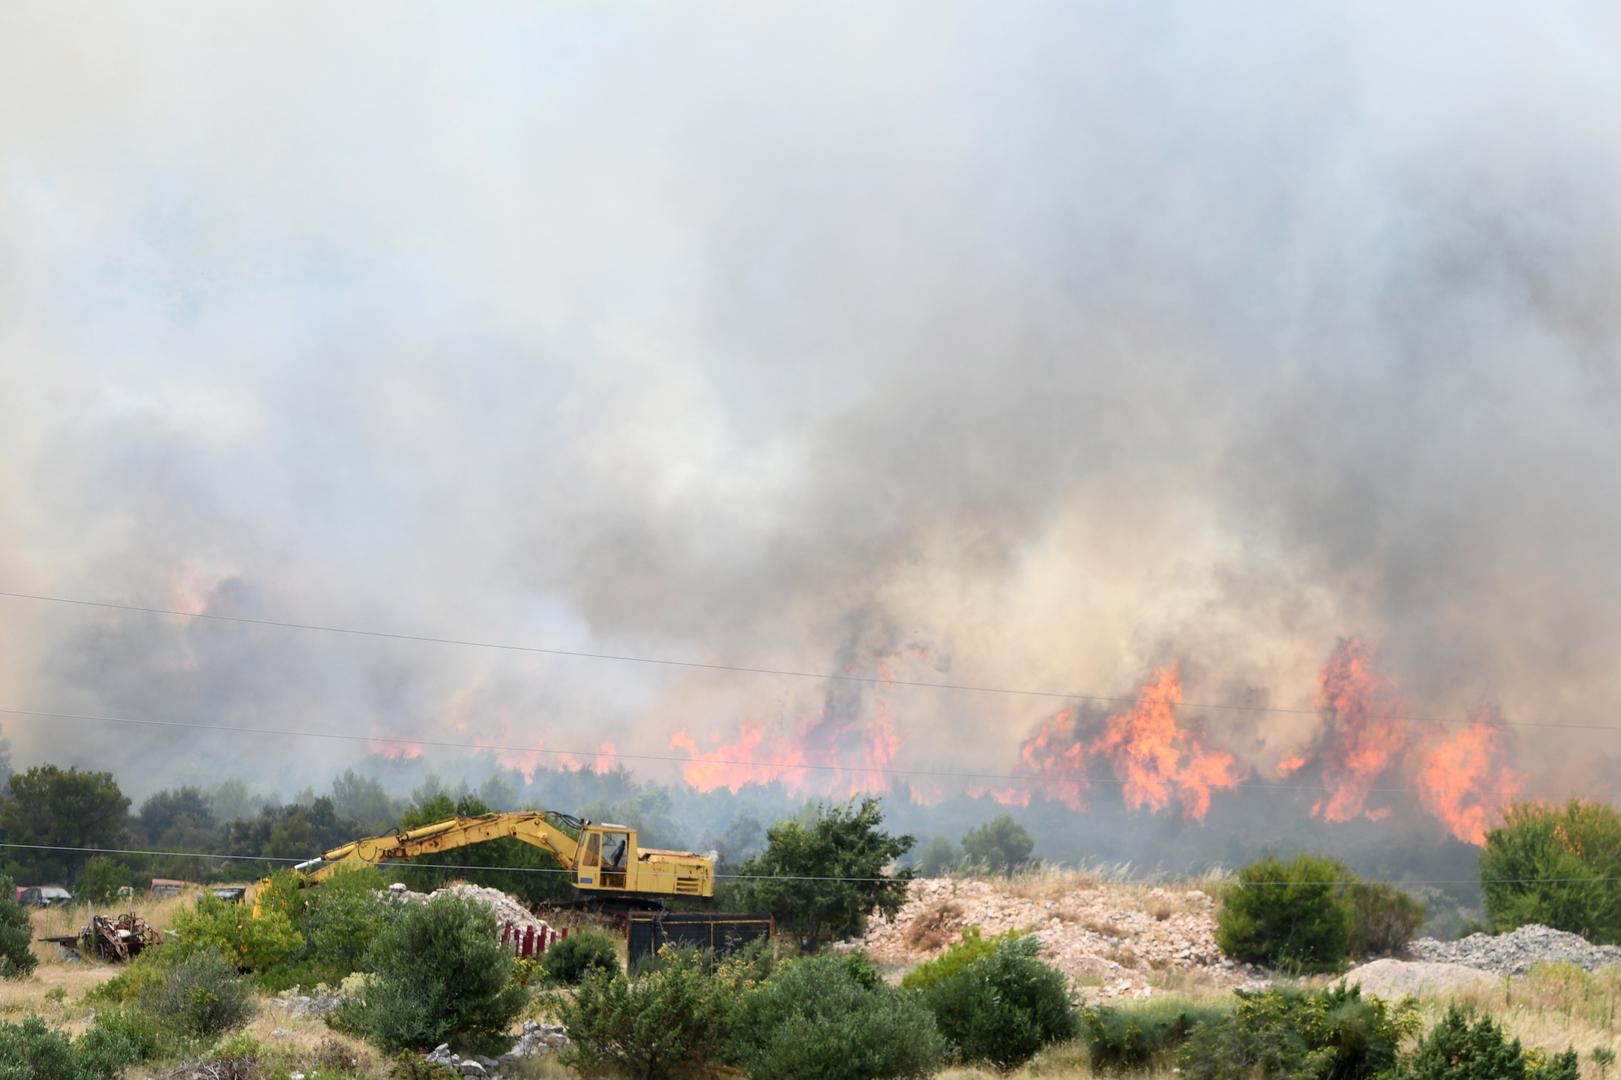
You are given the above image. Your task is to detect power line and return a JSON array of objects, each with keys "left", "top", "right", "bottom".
[
  {"left": 0, "top": 589, "right": 1598, "bottom": 732},
  {"left": 0, "top": 704, "right": 1511, "bottom": 797},
  {"left": 1, "top": 841, "right": 1616, "bottom": 888}
]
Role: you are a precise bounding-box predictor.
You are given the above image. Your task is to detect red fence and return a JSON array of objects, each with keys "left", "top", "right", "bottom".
[{"left": 499, "top": 921, "right": 572, "bottom": 958}]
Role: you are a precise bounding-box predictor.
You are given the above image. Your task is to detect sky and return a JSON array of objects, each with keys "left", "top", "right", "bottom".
[{"left": 2, "top": 2, "right": 1620, "bottom": 808}]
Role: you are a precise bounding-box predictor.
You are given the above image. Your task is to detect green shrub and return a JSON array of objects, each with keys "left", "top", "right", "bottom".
[
  {"left": 0, "top": 1014, "right": 153, "bottom": 1080},
  {"left": 1176, "top": 984, "right": 1417, "bottom": 1080},
  {"left": 73, "top": 1029, "right": 148, "bottom": 1080},
  {"left": 75, "top": 857, "right": 137, "bottom": 904},
  {"left": 733, "top": 797, "right": 914, "bottom": 952},
  {"left": 1082, "top": 999, "right": 1231, "bottom": 1071},
  {"left": 729, "top": 952, "right": 947, "bottom": 1080},
  {"left": 1384, "top": 1006, "right": 1578, "bottom": 1080},
  {"left": 915, "top": 837, "right": 959, "bottom": 876},
  {"left": 1217, "top": 854, "right": 1351, "bottom": 973},
  {"left": 333, "top": 892, "right": 526, "bottom": 1053},
  {"left": 0, "top": 1017, "right": 78, "bottom": 1080},
  {"left": 960, "top": 814, "right": 1036, "bottom": 876},
  {"left": 541, "top": 927, "right": 621, "bottom": 985},
  {"left": 900, "top": 925, "right": 1017, "bottom": 991},
  {"left": 919, "top": 934, "right": 1076, "bottom": 1070},
  {"left": 0, "top": 873, "right": 37, "bottom": 979},
  {"left": 80, "top": 1007, "right": 171, "bottom": 1064},
  {"left": 84, "top": 951, "right": 169, "bottom": 1005},
  {"left": 556, "top": 946, "right": 736, "bottom": 1079},
  {"left": 148, "top": 951, "right": 257, "bottom": 1039},
  {"left": 171, "top": 893, "right": 304, "bottom": 973},
  {"left": 298, "top": 867, "right": 392, "bottom": 984},
  {"left": 1481, "top": 800, "right": 1621, "bottom": 943},
  {"left": 1345, "top": 881, "right": 1425, "bottom": 958}
]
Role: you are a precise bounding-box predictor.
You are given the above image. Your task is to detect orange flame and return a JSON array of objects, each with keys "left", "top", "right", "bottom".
[
  {"left": 1415, "top": 715, "right": 1524, "bottom": 844},
  {"left": 1312, "top": 638, "right": 1410, "bottom": 822},
  {"left": 670, "top": 723, "right": 810, "bottom": 793},
  {"left": 1275, "top": 753, "right": 1308, "bottom": 777},
  {"left": 369, "top": 741, "right": 423, "bottom": 762},
  {"left": 1093, "top": 664, "right": 1240, "bottom": 820},
  {"left": 1012, "top": 668, "right": 1241, "bottom": 820},
  {"left": 1015, "top": 710, "right": 1089, "bottom": 810}
]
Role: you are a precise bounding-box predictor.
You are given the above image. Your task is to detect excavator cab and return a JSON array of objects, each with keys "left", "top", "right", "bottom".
[{"left": 576, "top": 824, "right": 635, "bottom": 891}]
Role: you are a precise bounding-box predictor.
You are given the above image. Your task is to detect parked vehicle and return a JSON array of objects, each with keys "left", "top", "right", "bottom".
[{"left": 17, "top": 885, "right": 73, "bottom": 907}]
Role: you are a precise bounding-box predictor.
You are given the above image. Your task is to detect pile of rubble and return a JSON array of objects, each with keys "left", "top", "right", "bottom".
[
  {"left": 425, "top": 1020, "right": 569, "bottom": 1077},
  {"left": 385, "top": 882, "right": 553, "bottom": 940},
  {"left": 1410, "top": 924, "right": 1621, "bottom": 976},
  {"left": 863, "top": 877, "right": 1260, "bottom": 1000},
  {"left": 1345, "top": 957, "right": 1501, "bottom": 999}
]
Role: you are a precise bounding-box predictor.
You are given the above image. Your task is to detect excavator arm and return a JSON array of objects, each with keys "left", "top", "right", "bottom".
[{"left": 294, "top": 811, "right": 584, "bottom": 883}]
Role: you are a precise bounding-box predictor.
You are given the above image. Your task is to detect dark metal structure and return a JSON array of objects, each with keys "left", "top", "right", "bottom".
[{"left": 626, "top": 910, "right": 774, "bottom": 968}]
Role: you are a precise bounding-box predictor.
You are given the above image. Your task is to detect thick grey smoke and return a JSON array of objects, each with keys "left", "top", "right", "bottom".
[{"left": 1, "top": 2, "right": 1619, "bottom": 805}]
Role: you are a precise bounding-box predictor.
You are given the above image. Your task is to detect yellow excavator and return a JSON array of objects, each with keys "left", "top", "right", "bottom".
[{"left": 255, "top": 810, "right": 713, "bottom": 913}]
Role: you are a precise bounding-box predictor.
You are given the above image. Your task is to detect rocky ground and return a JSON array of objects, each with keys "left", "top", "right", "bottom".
[
  {"left": 425, "top": 1020, "right": 570, "bottom": 1078},
  {"left": 1410, "top": 924, "right": 1621, "bottom": 976},
  {"left": 862, "top": 876, "right": 1262, "bottom": 1000}
]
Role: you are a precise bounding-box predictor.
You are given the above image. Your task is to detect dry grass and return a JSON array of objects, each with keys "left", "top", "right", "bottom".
[
  {"left": 1071, "top": 915, "right": 1127, "bottom": 938},
  {"left": 995, "top": 863, "right": 1232, "bottom": 909},
  {"left": 1444, "top": 963, "right": 1621, "bottom": 1064},
  {"left": 906, "top": 901, "right": 966, "bottom": 951},
  {"left": 1102, "top": 945, "right": 1139, "bottom": 970}
]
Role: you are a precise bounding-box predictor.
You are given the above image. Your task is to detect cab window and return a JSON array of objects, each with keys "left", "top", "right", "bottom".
[{"left": 582, "top": 832, "right": 601, "bottom": 868}]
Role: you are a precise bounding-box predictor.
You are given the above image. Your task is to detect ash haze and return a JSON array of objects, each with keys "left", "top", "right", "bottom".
[{"left": 1, "top": 1, "right": 1619, "bottom": 826}]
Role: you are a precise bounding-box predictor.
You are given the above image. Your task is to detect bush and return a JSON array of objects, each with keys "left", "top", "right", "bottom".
[
  {"left": 76, "top": 857, "right": 137, "bottom": 904},
  {"left": 80, "top": 1008, "right": 171, "bottom": 1064},
  {"left": 1345, "top": 881, "right": 1425, "bottom": 959},
  {"left": 1081, "top": 999, "right": 1231, "bottom": 1071},
  {"left": 171, "top": 893, "right": 304, "bottom": 973},
  {"left": 557, "top": 946, "right": 736, "bottom": 1079},
  {"left": 1217, "top": 854, "right": 1351, "bottom": 973},
  {"left": 85, "top": 951, "right": 170, "bottom": 1006},
  {"left": 1481, "top": 800, "right": 1621, "bottom": 943},
  {"left": 298, "top": 867, "right": 392, "bottom": 984},
  {"left": 541, "top": 927, "right": 621, "bottom": 985},
  {"left": 333, "top": 892, "right": 526, "bottom": 1053},
  {"left": 1384, "top": 1006, "right": 1578, "bottom": 1080},
  {"left": 960, "top": 814, "right": 1035, "bottom": 876},
  {"left": 900, "top": 925, "right": 1017, "bottom": 991},
  {"left": 733, "top": 797, "right": 914, "bottom": 952},
  {"left": 915, "top": 837, "right": 959, "bottom": 876},
  {"left": 73, "top": 1028, "right": 151, "bottom": 1080},
  {"left": 729, "top": 952, "right": 947, "bottom": 1080},
  {"left": 918, "top": 933, "right": 1077, "bottom": 1070},
  {"left": 0, "top": 873, "right": 37, "bottom": 979},
  {"left": 148, "top": 951, "right": 257, "bottom": 1039},
  {"left": 0, "top": 1017, "right": 78, "bottom": 1080},
  {"left": 1176, "top": 984, "right": 1417, "bottom": 1080},
  {"left": 0, "top": 1014, "right": 149, "bottom": 1080}
]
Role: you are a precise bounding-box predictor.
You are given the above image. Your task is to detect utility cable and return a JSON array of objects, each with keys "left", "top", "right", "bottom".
[
  {"left": 3, "top": 840, "right": 1617, "bottom": 887},
  {"left": 0, "top": 589, "right": 1604, "bottom": 732}
]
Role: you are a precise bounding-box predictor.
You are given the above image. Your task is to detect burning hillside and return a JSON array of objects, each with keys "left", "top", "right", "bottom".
[
  {"left": 1007, "top": 640, "right": 1523, "bottom": 844},
  {"left": 671, "top": 637, "right": 1527, "bottom": 846}
]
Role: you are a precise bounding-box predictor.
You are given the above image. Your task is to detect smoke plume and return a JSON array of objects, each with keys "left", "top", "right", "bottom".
[{"left": 1, "top": 2, "right": 1618, "bottom": 849}]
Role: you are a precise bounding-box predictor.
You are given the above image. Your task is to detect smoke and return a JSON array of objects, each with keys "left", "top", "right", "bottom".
[{"left": 1, "top": 1, "right": 1619, "bottom": 834}]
